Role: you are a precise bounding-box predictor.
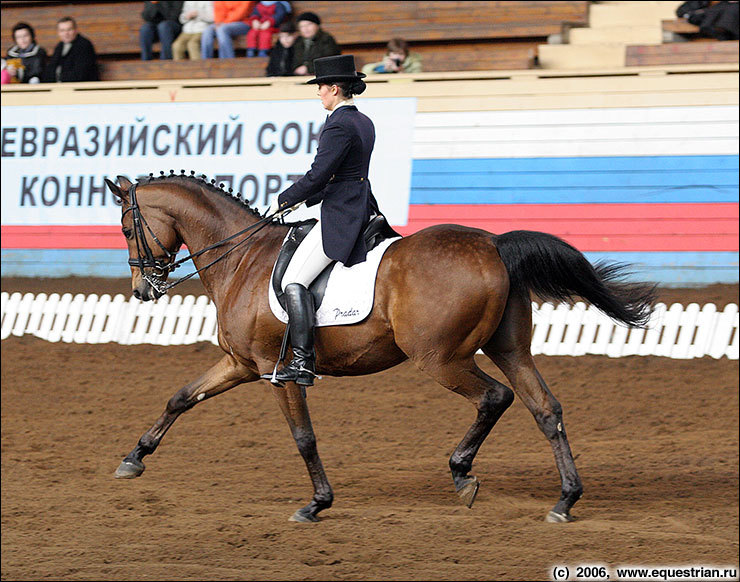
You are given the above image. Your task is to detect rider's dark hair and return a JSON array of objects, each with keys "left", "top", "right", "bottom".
[{"left": 334, "top": 79, "right": 366, "bottom": 98}]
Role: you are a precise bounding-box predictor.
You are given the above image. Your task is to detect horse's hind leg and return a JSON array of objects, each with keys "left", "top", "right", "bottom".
[
  {"left": 483, "top": 295, "right": 583, "bottom": 521},
  {"left": 114, "top": 354, "right": 256, "bottom": 478},
  {"left": 422, "top": 358, "right": 515, "bottom": 509}
]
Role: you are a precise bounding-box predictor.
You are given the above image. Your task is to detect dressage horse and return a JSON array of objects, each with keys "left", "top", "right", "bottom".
[{"left": 105, "top": 172, "right": 656, "bottom": 523}]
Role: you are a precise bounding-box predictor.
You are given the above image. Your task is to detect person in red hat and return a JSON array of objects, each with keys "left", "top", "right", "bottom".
[{"left": 264, "top": 54, "right": 394, "bottom": 387}]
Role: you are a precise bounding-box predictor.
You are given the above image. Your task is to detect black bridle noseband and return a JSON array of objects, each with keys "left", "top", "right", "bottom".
[{"left": 122, "top": 182, "right": 282, "bottom": 295}]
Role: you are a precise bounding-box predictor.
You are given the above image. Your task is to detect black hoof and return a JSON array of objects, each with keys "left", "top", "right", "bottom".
[
  {"left": 456, "top": 476, "right": 480, "bottom": 509},
  {"left": 545, "top": 510, "right": 574, "bottom": 523},
  {"left": 114, "top": 458, "right": 145, "bottom": 479},
  {"left": 289, "top": 509, "right": 319, "bottom": 523}
]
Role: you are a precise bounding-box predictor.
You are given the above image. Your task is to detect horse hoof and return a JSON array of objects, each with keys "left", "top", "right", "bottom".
[
  {"left": 289, "top": 510, "right": 319, "bottom": 523},
  {"left": 456, "top": 476, "right": 480, "bottom": 509},
  {"left": 545, "top": 510, "right": 573, "bottom": 523},
  {"left": 114, "top": 459, "right": 145, "bottom": 479}
]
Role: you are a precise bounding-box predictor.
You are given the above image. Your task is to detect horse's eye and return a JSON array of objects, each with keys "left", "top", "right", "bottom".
[{"left": 122, "top": 228, "right": 133, "bottom": 240}]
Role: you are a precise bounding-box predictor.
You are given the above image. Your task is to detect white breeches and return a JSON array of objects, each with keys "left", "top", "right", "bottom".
[{"left": 281, "top": 220, "right": 334, "bottom": 291}]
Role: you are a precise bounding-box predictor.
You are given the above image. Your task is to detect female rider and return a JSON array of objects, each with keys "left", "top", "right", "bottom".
[{"left": 266, "top": 54, "right": 386, "bottom": 386}]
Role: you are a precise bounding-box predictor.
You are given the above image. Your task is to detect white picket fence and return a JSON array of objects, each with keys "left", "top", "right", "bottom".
[{"left": 1, "top": 292, "right": 738, "bottom": 360}]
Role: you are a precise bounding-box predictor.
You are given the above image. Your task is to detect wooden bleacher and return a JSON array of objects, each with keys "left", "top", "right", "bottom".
[
  {"left": 626, "top": 40, "right": 739, "bottom": 66},
  {"left": 624, "top": 15, "right": 738, "bottom": 67},
  {"left": 662, "top": 18, "right": 703, "bottom": 36},
  {"left": 0, "top": 1, "right": 589, "bottom": 80}
]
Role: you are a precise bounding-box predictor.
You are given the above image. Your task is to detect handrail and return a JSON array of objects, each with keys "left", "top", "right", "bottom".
[{"left": 2, "top": 63, "right": 738, "bottom": 97}]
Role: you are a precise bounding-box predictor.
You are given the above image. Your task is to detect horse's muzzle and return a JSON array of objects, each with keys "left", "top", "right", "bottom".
[{"left": 133, "top": 281, "right": 164, "bottom": 301}]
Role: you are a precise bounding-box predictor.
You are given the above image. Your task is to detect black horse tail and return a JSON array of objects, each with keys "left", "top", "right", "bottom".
[{"left": 495, "top": 230, "right": 658, "bottom": 328}]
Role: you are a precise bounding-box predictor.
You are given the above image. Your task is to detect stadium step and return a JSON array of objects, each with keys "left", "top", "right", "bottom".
[
  {"left": 537, "top": 43, "right": 626, "bottom": 69},
  {"left": 569, "top": 25, "right": 663, "bottom": 45},
  {"left": 588, "top": 1, "right": 684, "bottom": 28}
]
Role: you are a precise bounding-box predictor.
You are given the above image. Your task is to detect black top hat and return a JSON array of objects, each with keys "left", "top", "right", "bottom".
[{"left": 306, "top": 55, "right": 366, "bottom": 84}]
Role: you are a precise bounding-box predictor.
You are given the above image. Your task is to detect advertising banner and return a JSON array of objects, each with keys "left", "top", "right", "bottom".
[{"left": 1, "top": 98, "right": 415, "bottom": 233}]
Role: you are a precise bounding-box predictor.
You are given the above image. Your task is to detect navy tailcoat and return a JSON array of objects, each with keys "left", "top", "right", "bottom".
[{"left": 277, "top": 105, "right": 383, "bottom": 267}]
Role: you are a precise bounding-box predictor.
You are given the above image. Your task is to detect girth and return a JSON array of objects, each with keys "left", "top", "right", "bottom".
[{"left": 271, "top": 214, "right": 393, "bottom": 312}]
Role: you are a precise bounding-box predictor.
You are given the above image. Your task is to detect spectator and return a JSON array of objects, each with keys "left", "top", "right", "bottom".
[
  {"left": 44, "top": 17, "right": 99, "bottom": 82},
  {"left": 6, "top": 22, "right": 47, "bottom": 84},
  {"left": 172, "top": 1, "right": 214, "bottom": 60},
  {"left": 201, "top": 1, "right": 254, "bottom": 59},
  {"left": 140, "top": 1, "right": 184, "bottom": 60},
  {"left": 266, "top": 20, "right": 297, "bottom": 75},
  {"left": 246, "top": 1, "right": 291, "bottom": 57},
  {"left": 292, "top": 11, "right": 340, "bottom": 76},
  {"left": 677, "top": 0, "right": 739, "bottom": 40},
  {"left": 361, "top": 38, "right": 422, "bottom": 75}
]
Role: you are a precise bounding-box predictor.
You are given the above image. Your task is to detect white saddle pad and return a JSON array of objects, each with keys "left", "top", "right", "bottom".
[{"left": 269, "top": 237, "right": 401, "bottom": 327}]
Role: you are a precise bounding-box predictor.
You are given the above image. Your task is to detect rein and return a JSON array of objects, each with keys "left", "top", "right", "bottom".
[{"left": 123, "top": 182, "right": 282, "bottom": 295}]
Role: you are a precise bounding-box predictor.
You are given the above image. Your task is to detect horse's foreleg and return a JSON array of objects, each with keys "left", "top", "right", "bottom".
[
  {"left": 270, "top": 383, "right": 333, "bottom": 523},
  {"left": 488, "top": 348, "right": 583, "bottom": 522},
  {"left": 114, "top": 354, "right": 255, "bottom": 479}
]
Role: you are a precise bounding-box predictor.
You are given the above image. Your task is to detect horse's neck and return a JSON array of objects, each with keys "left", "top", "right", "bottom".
[
  {"left": 173, "top": 192, "right": 251, "bottom": 250},
  {"left": 168, "top": 187, "right": 281, "bottom": 303}
]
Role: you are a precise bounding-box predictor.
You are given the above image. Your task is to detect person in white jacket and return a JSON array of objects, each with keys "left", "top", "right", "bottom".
[{"left": 172, "top": 1, "right": 214, "bottom": 60}]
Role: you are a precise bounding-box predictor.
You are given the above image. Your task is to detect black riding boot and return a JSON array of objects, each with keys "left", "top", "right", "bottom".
[{"left": 273, "top": 283, "right": 317, "bottom": 386}]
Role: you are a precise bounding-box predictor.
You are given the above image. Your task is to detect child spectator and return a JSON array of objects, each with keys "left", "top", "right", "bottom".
[
  {"left": 139, "top": 1, "right": 184, "bottom": 60},
  {"left": 266, "top": 20, "right": 297, "bottom": 75},
  {"left": 44, "top": 17, "right": 99, "bottom": 82},
  {"left": 5, "top": 22, "right": 47, "bottom": 84},
  {"left": 246, "top": 1, "right": 291, "bottom": 57},
  {"left": 361, "top": 38, "right": 422, "bottom": 75},
  {"left": 172, "top": 1, "right": 214, "bottom": 60},
  {"left": 201, "top": 1, "right": 254, "bottom": 59},
  {"left": 292, "top": 11, "right": 340, "bottom": 75}
]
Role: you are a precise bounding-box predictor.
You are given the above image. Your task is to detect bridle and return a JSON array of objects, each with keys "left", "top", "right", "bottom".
[
  {"left": 123, "top": 183, "right": 176, "bottom": 278},
  {"left": 121, "top": 182, "right": 282, "bottom": 295}
]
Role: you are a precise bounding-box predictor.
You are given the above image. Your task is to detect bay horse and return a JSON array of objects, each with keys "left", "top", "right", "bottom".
[{"left": 105, "top": 172, "right": 656, "bottom": 523}]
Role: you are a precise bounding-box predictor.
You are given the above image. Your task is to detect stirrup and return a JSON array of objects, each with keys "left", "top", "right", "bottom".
[
  {"left": 260, "top": 369, "right": 286, "bottom": 387},
  {"left": 261, "top": 363, "right": 321, "bottom": 387}
]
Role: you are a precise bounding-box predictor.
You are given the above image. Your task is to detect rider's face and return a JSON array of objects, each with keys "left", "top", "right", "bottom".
[{"left": 318, "top": 83, "right": 339, "bottom": 111}]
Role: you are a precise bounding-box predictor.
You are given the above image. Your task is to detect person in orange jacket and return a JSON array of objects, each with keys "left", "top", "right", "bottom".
[{"left": 201, "top": 1, "right": 254, "bottom": 58}]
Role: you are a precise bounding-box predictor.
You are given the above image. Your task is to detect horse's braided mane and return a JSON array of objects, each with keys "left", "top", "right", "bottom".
[{"left": 137, "top": 170, "right": 263, "bottom": 218}]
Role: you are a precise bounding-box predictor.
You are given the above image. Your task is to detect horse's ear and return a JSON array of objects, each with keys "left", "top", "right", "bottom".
[
  {"left": 116, "top": 175, "right": 133, "bottom": 190},
  {"left": 105, "top": 178, "right": 128, "bottom": 203}
]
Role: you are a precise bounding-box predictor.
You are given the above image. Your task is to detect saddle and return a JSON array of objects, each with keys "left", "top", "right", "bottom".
[{"left": 271, "top": 214, "right": 395, "bottom": 312}]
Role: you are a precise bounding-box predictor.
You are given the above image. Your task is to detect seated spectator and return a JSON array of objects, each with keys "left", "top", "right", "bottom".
[
  {"left": 677, "top": 0, "right": 739, "bottom": 40},
  {"left": 361, "top": 38, "right": 422, "bottom": 75},
  {"left": 201, "top": 1, "right": 254, "bottom": 59},
  {"left": 292, "top": 11, "right": 340, "bottom": 76},
  {"left": 44, "top": 17, "right": 99, "bottom": 82},
  {"left": 172, "top": 1, "right": 214, "bottom": 60},
  {"left": 246, "top": 1, "right": 291, "bottom": 57},
  {"left": 6, "top": 22, "right": 47, "bottom": 84},
  {"left": 266, "top": 20, "right": 297, "bottom": 75},
  {"left": 140, "top": 1, "right": 184, "bottom": 60}
]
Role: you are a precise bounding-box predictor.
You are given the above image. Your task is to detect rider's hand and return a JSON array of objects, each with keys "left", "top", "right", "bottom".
[{"left": 268, "top": 198, "right": 281, "bottom": 216}]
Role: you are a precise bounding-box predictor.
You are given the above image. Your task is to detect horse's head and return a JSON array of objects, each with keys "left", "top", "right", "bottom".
[{"left": 105, "top": 176, "right": 183, "bottom": 301}]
